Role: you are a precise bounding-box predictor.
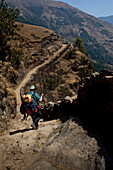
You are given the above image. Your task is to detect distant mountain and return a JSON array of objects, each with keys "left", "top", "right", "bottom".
[
  {"left": 99, "top": 15, "right": 113, "bottom": 25},
  {"left": 6, "top": 0, "right": 113, "bottom": 71}
]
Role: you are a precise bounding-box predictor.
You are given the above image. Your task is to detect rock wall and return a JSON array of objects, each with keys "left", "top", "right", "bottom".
[
  {"left": 76, "top": 70, "right": 113, "bottom": 136},
  {"left": 74, "top": 70, "right": 113, "bottom": 169},
  {"left": 42, "top": 96, "right": 75, "bottom": 121}
]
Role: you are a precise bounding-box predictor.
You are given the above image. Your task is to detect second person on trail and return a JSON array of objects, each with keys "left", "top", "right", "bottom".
[{"left": 28, "top": 85, "right": 43, "bottom": 129}]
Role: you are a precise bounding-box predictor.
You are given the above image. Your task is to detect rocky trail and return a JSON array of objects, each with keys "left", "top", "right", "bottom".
[{"left": 0, "top": 44, "right": 68, "bottom": 170}]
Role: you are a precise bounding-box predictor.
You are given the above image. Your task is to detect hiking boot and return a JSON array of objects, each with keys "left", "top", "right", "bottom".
[{"left": 31, "top": 123, "right": 36, "bottom": 129}]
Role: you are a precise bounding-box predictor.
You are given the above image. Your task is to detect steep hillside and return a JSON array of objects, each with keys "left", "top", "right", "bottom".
[
  {"left": 22, "top": 48, "right": 94, "bottom": 103},
  {"left": 7, "top": 23, "right": 63, "bottom": 85},
  {"left": 0, "top": 22, "right": 93, "bottom": 132},
  {"left": 99, "top": 15, "right": 113, "bottom": 25},
  {"left": 0, "top": 23, "right": 63, "bottom": 132},
  {"left": 6, "top": 0, "right": 113, "bottom": 71}
]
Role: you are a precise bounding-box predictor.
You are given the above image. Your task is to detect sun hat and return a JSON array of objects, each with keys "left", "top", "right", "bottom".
[{"left": 30, "top": 85, "right": 36, "bottom": 90}]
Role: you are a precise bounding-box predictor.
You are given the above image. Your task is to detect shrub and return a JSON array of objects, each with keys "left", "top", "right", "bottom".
[
  {"left": 46, "top": 77, "right": 58, "bottom": 90},
  {"left": 0, "top": 0, "right": 20, "bottom": 62},
  {"left": 75, "top": 37, "right": 87, "bottom": 55}
]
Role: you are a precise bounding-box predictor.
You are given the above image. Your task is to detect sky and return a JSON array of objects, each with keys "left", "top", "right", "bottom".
[{"left": 55, "top": 0, "right": 113, "bottom": 17}]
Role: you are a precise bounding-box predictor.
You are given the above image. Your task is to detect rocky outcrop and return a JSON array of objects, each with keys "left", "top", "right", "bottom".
[
  {"left": 41, "top": 119, "right": 105, "bottom": 170},
  {"left": 74, "top": 70, "right": 113, "bottom": 169},
  {"left": 41, "top": 96, "right": 75, "bottom": 122},
  {"left": 75, "top": 69, "right": 113, "bottom": 131}
]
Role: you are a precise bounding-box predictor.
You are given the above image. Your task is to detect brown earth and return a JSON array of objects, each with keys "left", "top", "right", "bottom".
[{"left": 0, "top": 110, "right": 62, "bottom": 170}]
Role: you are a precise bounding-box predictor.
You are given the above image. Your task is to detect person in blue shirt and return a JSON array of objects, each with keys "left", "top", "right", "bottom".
[{"left": 28, "top": 85, "right": 43, "bottom": 129}]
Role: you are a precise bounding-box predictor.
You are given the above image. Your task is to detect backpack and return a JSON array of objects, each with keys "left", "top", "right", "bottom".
[{"left": 20, "top": 93, "right": 36, "bottom": 115}]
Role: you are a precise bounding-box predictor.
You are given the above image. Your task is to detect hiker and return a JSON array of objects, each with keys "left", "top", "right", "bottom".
[{"left": 27, "top": 85, "right": 43, "bottom": 129}]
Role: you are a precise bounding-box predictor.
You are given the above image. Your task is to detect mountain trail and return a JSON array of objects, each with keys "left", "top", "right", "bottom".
[{"left": 0, "top": 44, "right": 68, "bottom": 170}]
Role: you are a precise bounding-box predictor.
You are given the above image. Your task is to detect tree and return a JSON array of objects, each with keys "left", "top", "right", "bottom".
[
  {"left": 0, "top": 0, "right": 20, "bottom": 62},
  {"left": 75, "top": 37, "right": 87, "bottom": 54}
]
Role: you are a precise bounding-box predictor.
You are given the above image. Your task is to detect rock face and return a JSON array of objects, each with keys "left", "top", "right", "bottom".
[
  {"left": 76, "top": 69, "right": 113, "bottom": 130},
  {"left": 42, "top": 96, "right": 76, "bottom": 122},
  {"left": 0, "top": 75, "right": 16, "bottom": 133},
  {"left": 41, "top": 119, "right": 105, "bottom": 170},
  {"left": 75, "top": 70, "right": 113, "bottom": 169}
]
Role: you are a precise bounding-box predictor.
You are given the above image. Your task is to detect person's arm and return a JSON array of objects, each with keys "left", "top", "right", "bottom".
[
  {"left": 35, "top": 93, "right": 43, "bottom": 102},
  {"left": 39, "top": 93, "right": 43, "bottom": 102}
]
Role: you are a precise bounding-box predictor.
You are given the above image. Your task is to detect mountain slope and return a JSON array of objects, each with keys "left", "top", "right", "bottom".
[
  {"left": 0, "top": 23, "right": 63, "bottom": 132},
  {"left": 6, "top": 0, "right": 113, "bottom": 71},
  {"left": 99, "top": 15, "right": 113, "bottom": 25},
  {"left": 0, "top": 22, "right": 93, "bottom": 132}
]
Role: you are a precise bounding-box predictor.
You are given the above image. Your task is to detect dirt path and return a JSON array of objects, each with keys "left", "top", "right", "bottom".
[
  {"left": 15, "top": 44, "right": 67, "bottom": 114},
  {"left": 0, "top": 44, "right": 68, "bottom": 170}
]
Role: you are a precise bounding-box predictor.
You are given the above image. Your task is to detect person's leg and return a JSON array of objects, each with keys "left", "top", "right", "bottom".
[
  {"left": 34, "top": 116, "right": 40, "bottom": 129},
  {"left": 31, "top": 113, "right": 35, "bottom": 123},
  {"left": 38, "top": 108, "right": 43, "bottom": 118},
  {"left": 34, "top": 109, "right": 43, "bottom": 129},
  {"left": 31, "top": 112, "right": 37, "bottom": 129},
  {"left": 24, "top": 113, "right": 27, "bottom": 120}
]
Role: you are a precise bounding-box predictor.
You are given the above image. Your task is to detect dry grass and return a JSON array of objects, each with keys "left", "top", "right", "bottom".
[{"left": 17, "top": 22, "right": 53, "bottom": 42}]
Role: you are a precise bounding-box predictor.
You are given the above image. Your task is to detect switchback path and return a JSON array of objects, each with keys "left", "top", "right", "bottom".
[{"left": 15, "top": 44, "right": 67, "bottom": 116}]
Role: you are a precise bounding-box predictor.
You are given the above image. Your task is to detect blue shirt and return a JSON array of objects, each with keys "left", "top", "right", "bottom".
[{"left": 28, "top": 91, "right": 40, "bottom": 106}]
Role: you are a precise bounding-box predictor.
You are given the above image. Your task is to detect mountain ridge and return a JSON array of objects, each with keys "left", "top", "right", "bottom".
[
  {"left": 6, "top": 0, "right": 113, "bottom": 71},
  {"left": 99, "top": 15, "right": 113, "bottom": 25}
]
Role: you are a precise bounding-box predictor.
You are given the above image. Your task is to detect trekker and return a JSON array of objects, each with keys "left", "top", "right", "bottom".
[{"left": 28, "top": 85, "right": 43, "bottom": 129}]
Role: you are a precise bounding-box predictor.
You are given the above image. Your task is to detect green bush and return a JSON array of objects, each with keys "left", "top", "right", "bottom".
[
  {"left": 46, "top": 77, "right": 58, "bottom": 90},
  {"left": 0, "top": 0, "right": 20, "bottom": 62},
  {"left": 75, "top": 37, "right": 87, "bottom": 55}
]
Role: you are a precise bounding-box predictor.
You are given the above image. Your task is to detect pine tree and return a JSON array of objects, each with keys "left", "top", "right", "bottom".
[
  {"left": 0, "top": 0, "right": 20, "bottom": 62},
  {"left": 75, "top": 37, "right": 87, "bottom": 54}
]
